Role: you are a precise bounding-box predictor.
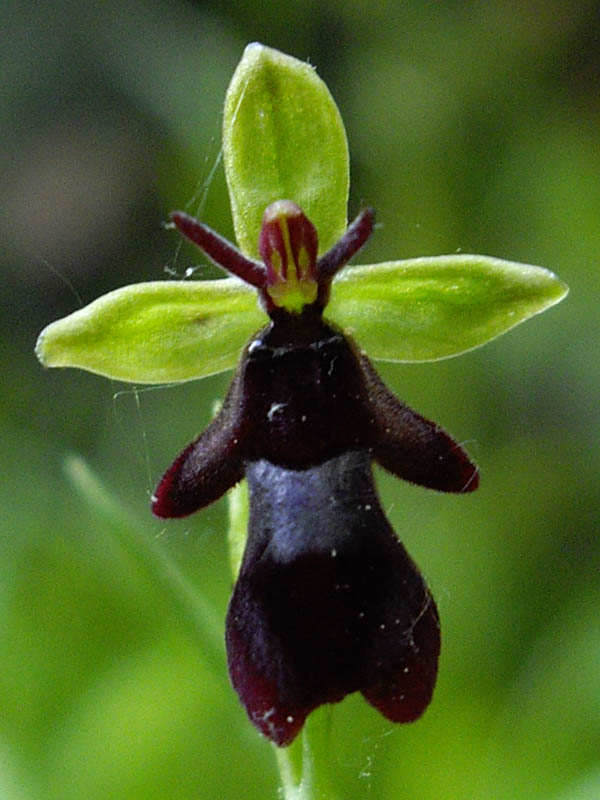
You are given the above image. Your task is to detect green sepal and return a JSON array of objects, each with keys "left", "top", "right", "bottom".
[
  {"left": 327, "top": 254, "right": 569, "bottom": 362},
  {"left": 36, "top": 279, "right": 265, "bottom": 383},
  {"left": 223, "top": 43, "right": 349, "bottom": 259}
]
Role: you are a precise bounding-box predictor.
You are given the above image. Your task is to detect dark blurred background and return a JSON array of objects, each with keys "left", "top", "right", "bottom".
[{"left": 1, "top": 1, "right": 598, "bottom": 798}]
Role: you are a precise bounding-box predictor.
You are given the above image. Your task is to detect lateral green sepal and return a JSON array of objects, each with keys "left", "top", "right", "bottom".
[
  {"left": 36, "top": 279, "right": 265, "bottom": 383},
  {"left": 327, "top": 254, "right": 569, "bottom": 362}
]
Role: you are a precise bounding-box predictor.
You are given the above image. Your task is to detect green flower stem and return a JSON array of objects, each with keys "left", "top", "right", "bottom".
[
  {"left": 227, "top": 480, "right": 339, "bottom": 800},
  {"left": 275, "top": 707, "right": 340, "bottom": 800},
  {"left": 65, "top": 454, "right": 224, "bottom": 676},
  {"left": 226, "top": 475, "right": 249, "bottom": 579}
]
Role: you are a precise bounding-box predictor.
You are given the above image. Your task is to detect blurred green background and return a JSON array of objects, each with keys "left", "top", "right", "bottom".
[{"left": 2, "top": 1, "right": 598, "bottom": 798}]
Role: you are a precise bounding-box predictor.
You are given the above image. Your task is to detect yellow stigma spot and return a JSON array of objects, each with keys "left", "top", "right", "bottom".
[
  {"left": 269, "top": 248, "right": 283, "bottom": 279},
  {"left": 297, "top": 245, "right": 310, "bottom": 275}
]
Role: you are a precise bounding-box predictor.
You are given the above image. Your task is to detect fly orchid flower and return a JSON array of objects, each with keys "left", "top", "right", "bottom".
[
  {"left": 150, "top": 198, "right": 478, "bottom": 745},
  {"left": 36, "top": 44, "right": 568, "bottom": 747}
]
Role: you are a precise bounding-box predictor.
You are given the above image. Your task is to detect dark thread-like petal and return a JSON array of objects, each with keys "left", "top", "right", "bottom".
[
  {"left": 170, "top": 211, "right": 267, "bottom": 289},
  {"left": 317, "top": 208, "right": 375, "bottom": 279}
]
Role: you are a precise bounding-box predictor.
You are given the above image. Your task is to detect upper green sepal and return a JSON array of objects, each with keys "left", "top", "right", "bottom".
[
  {"left": 35, "top": 279, "right": 265, "bottom": 383},
  {"left": 327, "top": 254, "right": 569, "bottom": 362},
  {"left": 223, "top": 43, "right": 349, "bottom": 259}
]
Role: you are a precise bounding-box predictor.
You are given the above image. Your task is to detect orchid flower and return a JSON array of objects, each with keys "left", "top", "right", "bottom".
[{"left": 36, "top": 43, "right": 568, "bottom": 748}]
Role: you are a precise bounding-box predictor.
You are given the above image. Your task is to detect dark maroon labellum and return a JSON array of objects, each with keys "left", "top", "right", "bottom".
[
  {"left": 153, "top": 203, "right": 479, "bottom": 746},
  {"left": 227, "top": 452, "right": 441, "bottom": 745}
]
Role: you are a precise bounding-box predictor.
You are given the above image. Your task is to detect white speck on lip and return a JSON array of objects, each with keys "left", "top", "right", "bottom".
[
  {"left": 286, "top": 715, "right": 294, "bottom": 723},
  {"left": 267, "top": 402, "right": 286, "bottom": 421},
  {"left": 403, "top": 667, "right": 409, "bottom": 673},
  {"left": 330, "top": 548, "right": 337, "bottom": 557},
  {"left": 301, "top": 414, "right": 307, "bottom": 422}
]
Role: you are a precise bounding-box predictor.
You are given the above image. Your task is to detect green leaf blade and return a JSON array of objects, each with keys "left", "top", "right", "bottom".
[
  {"left": 36, "top": 280, "right": 266, "bottom": 383},
  {"left": 223, "top": 42, "right": 349, "bottom": 258},
  {"left": 327, "top": 254, "right": 569, "bottom": 362}
]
